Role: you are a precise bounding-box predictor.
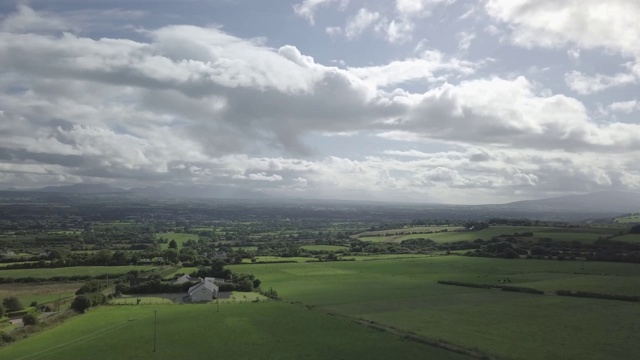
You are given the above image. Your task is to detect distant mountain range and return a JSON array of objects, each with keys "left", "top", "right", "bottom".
[
  {"left": 36, "top": 183, "right": 127, "bottom": 194},
  {"left": 10, "top": 183, "right": 268, "bottom": 200},
  {"left": 3, "top": 184, "right": 639, "bottom": 214},
  {"left": 501, "top": 191, "right": 640, "bottom": 214}
]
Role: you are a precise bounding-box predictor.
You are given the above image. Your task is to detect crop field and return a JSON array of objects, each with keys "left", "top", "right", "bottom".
[
  {"left": 356, "top": 226, "right": 619, "bottom": 243},
  {"left": 154, "top": 232, "right": 199, "bottom": 249},
  {"left": 0, "top": 283, "right": 81, "bottom": 306},
  {"left": 0, "top": 266, "right": 157, "bottom": 279},
  {"left": 0, "top": 302, "right": 470, "bottom": 360},
  {"left": 232, "top": 256, "right": 640, "bottom": 360}
]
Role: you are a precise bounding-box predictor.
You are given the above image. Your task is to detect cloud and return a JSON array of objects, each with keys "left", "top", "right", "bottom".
[
  {"left": 565, "top": 71, "right": 637, "bottom": 95},
  {"left": 456, "top": 31, "right": 476, "bottom": 51},
  {"left": 607, "top": 100, "right": 640, "bottom": 114},
  {"left": 1, "top": 3, "right": 72, "bottom": 34},
  {"left": 344, "top": 8, "right": 380, "bottom": 39},
  {"left": 485, "top": 0, "right": 640, "bottom": 91},
  {"left": 293, "top": 0, "right": 348, "bottom": 25},
  {"left": 348, "top": 50, "right": 477, "bottom": 88},
  {"left": 1, "top": 5, "right": 640, "bottom": 202},
  {"left": 396, "top": 0, "right": 456, "bottom": 17},
  {"left": 247, "top": 172, "right": 283, "bottom": 182}
]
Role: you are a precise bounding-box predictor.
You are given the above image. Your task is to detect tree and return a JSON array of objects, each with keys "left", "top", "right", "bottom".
[
  {"left": 2, "top": 297, "right": 23, "bottom": 312},
  {"left": 168, "top": 239, "right": 178, "bottom": 249},
  {"left": 22, "top": 313, "right": 38, "bottom": 326},
  {"left": 630, "top": 224, "right": 640, "bottom": 234},
  {"left": 0, "top": 303, "right": 5, "bottom": 318},
  {"left": 76, "top": 280, "right": 106, "bottom": 295},
  {"left": 71, "top": 295, "right": 92, "bottom": 313}
]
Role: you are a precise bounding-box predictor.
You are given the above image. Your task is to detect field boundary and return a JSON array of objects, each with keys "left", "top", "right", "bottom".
[{"left": 325, "top": 311, "right": 504, "bottom": 360}]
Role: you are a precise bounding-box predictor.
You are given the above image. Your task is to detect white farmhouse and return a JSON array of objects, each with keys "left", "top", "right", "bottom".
[{"left": 187, "top": 279, "right": 219, "bottom": 302}]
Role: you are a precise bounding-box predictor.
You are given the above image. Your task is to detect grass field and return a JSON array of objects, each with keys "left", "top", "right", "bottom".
[
  {"left": 0, "top": 283, "right": 81, "bottom": 306},
  {"left": 111, "top": 296, "right": 174, "bottom": 305},
  {"left": 615, "top": 214, "right": 640, "bottom": 223},
  {"left": 357, "top": 226, "right": 618, "bottom": 243},
  {"left": 154, "top": 232, "right": 199, "bottom": 249},
  {"left": 240, "top": 256, "right": 313, "bottom": 263},
  {"left": 231, "top": 256, "right": 640, "bottom": 360},
  {"left": 0, "top": 266, "right": 157, "bottom": 279},
  {"left": 613, "top": 233, "right": 640, "bottom": 242},
  {"left": 161, "top": 267, "right": 198, "bottom": 279},
  {"left": 0, "top": 302, "right": 470, "bottom": 360},
  {"left": 300, "top": 245, "right": 349, "bottom": 251}
]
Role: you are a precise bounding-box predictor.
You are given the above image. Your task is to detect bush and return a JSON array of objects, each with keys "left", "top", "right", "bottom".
[
  {"left": 22, "top": 313, "right": 38, "bottom": 326},
  {"left": 71, "top": 295, "right": 93, "bottom": 313},
  {"left": 76, "top": 280, "right": 107, "bottom": 295},
  {"left": 2, "top": 297, "right": 23, "bottom": 312},
  {"left": 0, "top": 304, "right": 5, "bottom": 318}
]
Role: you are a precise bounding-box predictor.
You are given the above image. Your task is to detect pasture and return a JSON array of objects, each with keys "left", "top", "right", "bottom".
[
  {"left": 0, "top": 266, "right": 157, "bottom": 279},
  {"left": 300, "top": 245, "right": 349, "bottom": 251},
  {"left": 356, "top": 226, "right": 618, "bottom": 243},
  {"left": 232, "top": 256, "right": 640, "bottom": 360},
  {"left": 0, "top": 302, "right": 470, "bottom": 360},
  {"left": 615, "top": 214, "right": 640, "bottom": 223},
  {"left": 161, "top": 267, "right": 198, "bottom": 279},
  {"left": 154, "top": 232, "right": 199, "bottom": 249},
  {"left": 0, "top": 283, "right": 80, "bottom": 306}
]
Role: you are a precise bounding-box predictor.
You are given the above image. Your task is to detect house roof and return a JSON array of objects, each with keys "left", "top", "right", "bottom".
[{"left": 188, "top": 280, "right": 219, "bottom": 295}]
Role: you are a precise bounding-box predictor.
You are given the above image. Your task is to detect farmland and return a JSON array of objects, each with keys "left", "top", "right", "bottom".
[
  {"left": 0, "top": 302, "right": 470, "bottom": 360},
  {"left": 355, "top": 225, "right": 617, "bottom": 243},
  {"left": 0, "top": 283, "right": 80, "bottom": 306},
  {"left": 232, "top": 256, "right": 640, "bottom": 360},
  {"left": 1, "top": 191, "right": 640, "bottom": 359},
  {"left": 615, "top": 214, "right": 640, "bottom": 223},
  {"left": 154, "top": 232, "right": 199, "bottom": 249},
  {"left": 0, "top": 266, "right": 157, "bottom": 279}
]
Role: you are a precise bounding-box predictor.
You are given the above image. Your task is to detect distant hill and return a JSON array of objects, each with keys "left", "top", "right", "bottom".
[
  {"left": 502, "top": 191, "right": 640, "bottom": 214},
  {"left": 129, "top": 184, "right": 270, "bottom": 200},
  {"left": 35, "top": 183, "right": 127, "bottom": 194}
]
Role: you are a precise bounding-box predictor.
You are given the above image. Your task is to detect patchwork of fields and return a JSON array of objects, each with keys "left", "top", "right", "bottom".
[{"left": 355, "top": 225, "right": 619, "bottom": 243}]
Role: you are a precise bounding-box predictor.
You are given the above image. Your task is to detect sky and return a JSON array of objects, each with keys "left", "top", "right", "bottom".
[{"left": 0, "top": 0, "right": 639, "bottom": 204}]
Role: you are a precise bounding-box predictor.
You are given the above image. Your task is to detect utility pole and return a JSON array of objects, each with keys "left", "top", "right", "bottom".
[
  {"left": 153, "top": 310, "right": 157, "bottom": 353},
  {"left": 57, "top": 294, "right": 61, "bottom": 313}
]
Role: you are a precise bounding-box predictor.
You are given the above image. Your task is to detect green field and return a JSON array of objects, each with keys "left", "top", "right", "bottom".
[
  {"left": 615, "top": 214, "right": 640, "bottom": 223},
  {"left": 613, "top": 233, "right": 640, "bottom": 242},
  {"left": 231, "top": 256, "right": 640, "bottom": 360},
  {"left": 0, "top": 266, "right": 157, "bottom": 279},
  {"left": 161, "top": 267, "right": 198, "bottom": 279},
  {"left": 154, "top": 232, "right": 199, "bottom": 249},
  {"left": 300, "top": 245, "right": 349, "bottom": 251},
  {"left": 358, "top": 226, "right": 618, "bottom": 243},
  {"left": 241, "top": 256, "right": 313, "bottom": 263},
  {"left": 111, "top": 296, "right": 174, "bottom": 305},
  {"left": 0, "top": 302, "right": 469, "bottom": 360},
  {"left": 0, "top": 283, "right": 81, "bottom": 306}
]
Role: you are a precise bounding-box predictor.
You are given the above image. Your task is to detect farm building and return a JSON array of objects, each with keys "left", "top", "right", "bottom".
[
  {"left": 187, "top": 279, "right": 219, "bottom": 302},
  {"left": 174, "top": 274, "right": 199, "bottom": 285}
]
